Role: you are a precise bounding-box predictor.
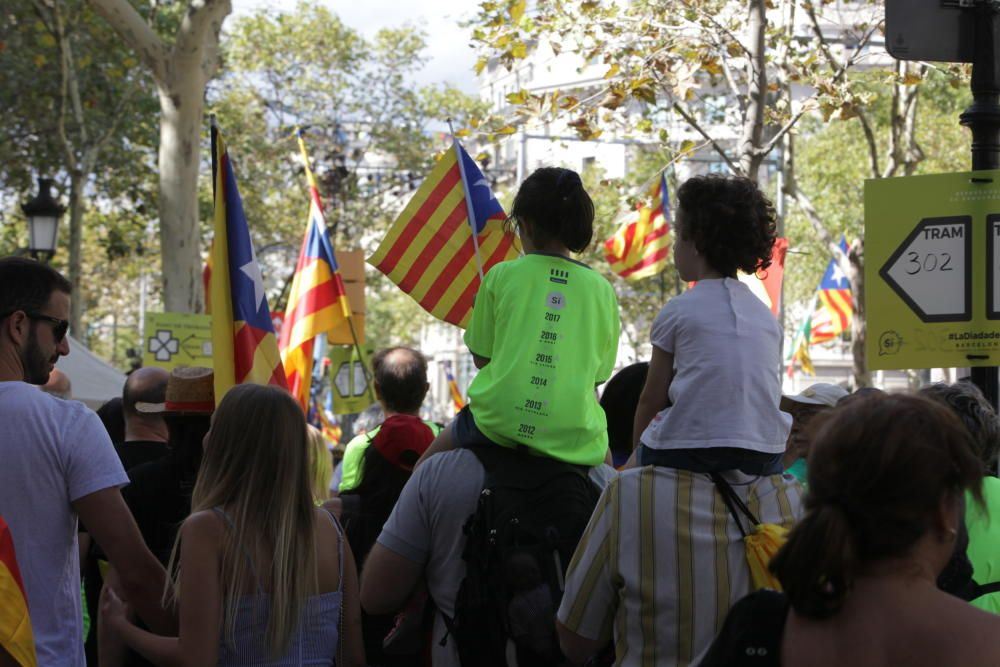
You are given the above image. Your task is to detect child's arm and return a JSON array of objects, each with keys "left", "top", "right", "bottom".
[
  {"left": 101, "top": 512, "right": 222, "bottom": 667},
  {"left": 472, "top": 353, "right": 490, "bottom": 369},
  {"left": 632, "top": 347, "right": 675, "bottom": 450}
]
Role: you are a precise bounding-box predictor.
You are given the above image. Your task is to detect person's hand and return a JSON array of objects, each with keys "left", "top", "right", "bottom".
[{"left": 100, "top": 584, "right": 132, "bottom": 631}]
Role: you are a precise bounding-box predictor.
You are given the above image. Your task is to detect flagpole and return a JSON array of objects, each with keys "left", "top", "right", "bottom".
[
  {"left": 210, "top": 115, "right": 219, "bottom": 201},
  {"left": 296, "top": 127, "right": 375, "bottom": 405},
  {"left": 448, "top": 118, "right": 486, "bottom": 284}
]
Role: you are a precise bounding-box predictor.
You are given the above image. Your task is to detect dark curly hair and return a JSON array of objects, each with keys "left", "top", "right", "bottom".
[{"left": 675, "top": 175, "right": 778, "bottom": 277}]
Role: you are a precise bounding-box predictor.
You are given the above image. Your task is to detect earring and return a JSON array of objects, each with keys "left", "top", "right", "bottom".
[{"left": 943, "top": 526, "right": 958, "bottom": 542}]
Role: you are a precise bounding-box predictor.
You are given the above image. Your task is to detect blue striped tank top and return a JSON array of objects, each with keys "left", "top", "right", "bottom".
[{"left": 214, "top": 508, "right": 344, "bottom": 666}]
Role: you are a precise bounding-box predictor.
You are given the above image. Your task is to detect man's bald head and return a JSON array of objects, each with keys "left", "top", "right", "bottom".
[
  {"left": 123, "top": 366, "right": 169, "bottom": 417},
  {"left": 372, "top": 347, "right": 429, "bottom": 415}
]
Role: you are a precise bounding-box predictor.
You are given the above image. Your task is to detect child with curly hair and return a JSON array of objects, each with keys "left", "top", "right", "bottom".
[{"left": 631, "top": 174, "right": 791, "bottom": 473}]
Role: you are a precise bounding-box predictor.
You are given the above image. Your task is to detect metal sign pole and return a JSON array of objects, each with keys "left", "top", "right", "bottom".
[{"left": 961, "top": 2, "right": 1000, "bottom": 408}]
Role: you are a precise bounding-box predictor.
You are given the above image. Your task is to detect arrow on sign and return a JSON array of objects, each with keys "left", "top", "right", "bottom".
[{"left": 879, "top": 216, "right": 972, "bottom": 323}]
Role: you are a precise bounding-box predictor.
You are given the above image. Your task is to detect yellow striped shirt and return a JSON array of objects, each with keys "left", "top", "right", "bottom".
[{"left": 557, "top": 466, "right": 803, "bottom": 667}]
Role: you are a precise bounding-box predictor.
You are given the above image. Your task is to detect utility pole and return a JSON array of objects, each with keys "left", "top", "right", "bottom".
[{"left": 961, "top": 1, "right": 1000, "bottom": 407}]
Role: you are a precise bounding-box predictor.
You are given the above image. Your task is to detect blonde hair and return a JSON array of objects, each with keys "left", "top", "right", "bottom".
[
  {"left": 307, "top": 424, "right": 332, "bottom": 503},
  {"left": 165, "top": 384, "right": 317, "bottom": 656}
]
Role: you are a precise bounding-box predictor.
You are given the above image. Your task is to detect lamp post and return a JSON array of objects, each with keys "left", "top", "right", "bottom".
[{"left": 21, "top": 178, "right": 65, "bottom": 263}]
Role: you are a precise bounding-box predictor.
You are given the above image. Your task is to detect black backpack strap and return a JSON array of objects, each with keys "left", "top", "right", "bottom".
[
  {"left": 710, "top": 472, "right": 760, "bottom": 538},
  {"left": 466, "top": 442, "right": 590, "bottom": 488},
  {"left": 972, "top": 580, "right": 1000, "bottom": 600}
]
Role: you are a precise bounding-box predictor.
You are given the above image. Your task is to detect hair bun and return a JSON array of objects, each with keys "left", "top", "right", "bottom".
[{"left": 555, "top": 169, "right": 583, "bottom": 197}]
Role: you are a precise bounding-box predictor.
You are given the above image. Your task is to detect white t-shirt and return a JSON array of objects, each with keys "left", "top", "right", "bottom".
[
  {"left": 0, "top": 382, "right": 128, "bottom": 666},
  {"left": 640, "top": 278, "right": 791, "bottom": 454}
]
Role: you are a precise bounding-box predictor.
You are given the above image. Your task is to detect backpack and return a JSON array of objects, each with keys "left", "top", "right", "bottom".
[
  {"left": 710, "top": 472, "right": 788, "bottom": 591},
  {"left": 937, "top": 520, "right": 1000, "bottom": 603},
  {"left": 443, "top": 444, "right": 601, "bottom": 667}
]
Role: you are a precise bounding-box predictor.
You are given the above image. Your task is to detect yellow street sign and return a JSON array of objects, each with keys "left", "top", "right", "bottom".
[
  {"left": 328, "top": 343, "right": 374, "bottom": 415},
  {"left": 865, "top": 170, "right": 1000, "bottom": 370},
  {"left": 143, "top": 312, "right": 213, "bottom": 370}
]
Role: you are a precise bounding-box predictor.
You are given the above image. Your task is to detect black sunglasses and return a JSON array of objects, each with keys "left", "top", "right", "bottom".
[{"left": 0, "top": 310, "right": 69, "bottom": 342}]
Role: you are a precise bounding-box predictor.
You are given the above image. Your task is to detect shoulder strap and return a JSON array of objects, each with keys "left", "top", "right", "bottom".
[
  {"left": 321, "top": 508, "right": 346, "bottom": 589},
  {"left": 467, "top": 442, "right": 589, "bottom": 489},
  {"left": 710, "top": 473, "right": 761, "bottom": 538},
  {"left": 972, "top": 580, "right": 1000, "bottom": 600}
]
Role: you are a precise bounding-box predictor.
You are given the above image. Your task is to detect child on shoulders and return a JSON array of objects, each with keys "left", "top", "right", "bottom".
[
  {"left": 632, "top": 174, "right": 791, "bottom": 474},
  {"left": 419, "top": 167, "right": 620, "bottom": 468}
]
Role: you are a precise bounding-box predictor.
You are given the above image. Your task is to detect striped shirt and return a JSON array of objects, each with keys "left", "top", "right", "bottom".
[{"left": 556, "top": 466, "right": 803, "bottom": 667}]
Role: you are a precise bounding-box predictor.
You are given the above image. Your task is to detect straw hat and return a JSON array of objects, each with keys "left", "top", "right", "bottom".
[{"left": 135, "top": 366, "right": 215, "bottom": 415}]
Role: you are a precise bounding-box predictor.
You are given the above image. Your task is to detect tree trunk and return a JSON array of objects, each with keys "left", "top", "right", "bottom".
[
  {"left": 158, "top": 81, "right": 205, "bottom": 313},
  {"left": 68, "top": 169, "right": 85, "bottom": 337},
  {"left": 87, "top": 0, "right": 231, "bottom": 313},
  {"left": 739, "top": 0, "right": 768, "bottom": 180}
]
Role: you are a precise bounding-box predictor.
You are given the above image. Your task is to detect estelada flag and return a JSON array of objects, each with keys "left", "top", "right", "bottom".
[
  {"left": 444, "top": 362, "right": 465, "bottom": 412},
  {"left": 280, "top": 135, "right": 352, "bottom": 410},
  {"left": 604, "top": 173, "right": 671, "bottom": 280},
  {"left": 0, "top": 516, "right": 37, "bottom": 667},
  {"left": 209, "top": 122, "right": 287, "bottom": 403},
  {"left": 369, "top": 140, "right": 519, "bottom": 328},
  {"left": 808, "top": 237, "right": 853, "bottom": 344}
]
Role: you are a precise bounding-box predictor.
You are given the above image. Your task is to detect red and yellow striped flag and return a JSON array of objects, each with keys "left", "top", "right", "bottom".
[
  {"left": 369, "top": 141, "right": 519, "bottom": 328},
  {"left": 279, "top": 134, "right": 353, "bottom": 410},
  {"left": 0, "top": 516, "right": 36, "bottom": 667},
  {"left": 604, "top": 174, "right": 671, "bottom": 280}
]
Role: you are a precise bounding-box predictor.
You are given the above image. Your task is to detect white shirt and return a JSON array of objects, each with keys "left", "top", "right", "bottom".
[
  {"left": 0, "top": 382, "right": 128, "bottom": 666},
  {"left": 641, "top": 278, "right": 791, "bottom": 454}
]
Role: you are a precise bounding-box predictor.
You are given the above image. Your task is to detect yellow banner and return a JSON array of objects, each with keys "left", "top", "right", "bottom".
[
  {"left": 328, "top": 344, "right": 374, "bottom": 415},
  {"left": 143, "top": 312, "right": 213, "bottom": 370}
]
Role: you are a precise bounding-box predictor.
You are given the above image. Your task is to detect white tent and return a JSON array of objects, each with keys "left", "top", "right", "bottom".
[{"left": 55, "top": 336, "right": 126, "bottom": 409}]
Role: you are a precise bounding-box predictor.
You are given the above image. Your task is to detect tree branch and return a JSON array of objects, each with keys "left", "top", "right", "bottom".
[
  {"left": 856, "top": 111, "right": 881, "bottom": 178},
  {"left": 173, "top": 0, "right": 233, "bottom": 84},
  {"left": 87, "top": 0, "right": 168, "bottom": 83},
  {"left": 671, "top": 101, "right": 740, "bottom": 174},
  {"left": 758, "top": 103, "right": 811, "bottom": 156}
]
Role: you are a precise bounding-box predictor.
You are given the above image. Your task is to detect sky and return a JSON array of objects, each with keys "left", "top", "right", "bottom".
[{"left": 232, "top": 0, "right": 482, "bottom": 93}]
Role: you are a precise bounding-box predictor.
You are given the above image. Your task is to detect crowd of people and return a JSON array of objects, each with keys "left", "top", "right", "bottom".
[{"left": 4, "top": 169, "right": 1000, "bottom": 667}]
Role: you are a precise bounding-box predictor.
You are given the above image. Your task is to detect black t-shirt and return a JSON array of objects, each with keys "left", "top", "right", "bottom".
[
  {"left": 114, "top": 440, "right": 169, "bottom": 475},
  {"left": 121, "top": 455, "right": 196, "bottom": 565}
]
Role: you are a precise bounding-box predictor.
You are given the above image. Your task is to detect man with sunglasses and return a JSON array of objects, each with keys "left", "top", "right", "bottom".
[{"left": 0, "top": 257, "right": 172, "bottom": 666}]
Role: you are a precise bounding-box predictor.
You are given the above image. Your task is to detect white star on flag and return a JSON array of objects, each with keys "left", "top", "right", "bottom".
[
  {"left": 473, "top": 178, "right": 496, "bottom": 201},
  {"left": 240, "top": 250, "right": 266, "bottom": 313},
  {"left": 829, "top": 261, "right": 846, "bottom": 285}
]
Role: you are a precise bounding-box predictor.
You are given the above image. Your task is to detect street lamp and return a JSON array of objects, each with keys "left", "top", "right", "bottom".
[{"left": 21, "top": 177, "right": 65, "bottom": 263}]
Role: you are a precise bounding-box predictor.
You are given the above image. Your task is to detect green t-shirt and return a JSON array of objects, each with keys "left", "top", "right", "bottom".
[
  {"left": 464, "top": 253, "right": 620, "bottom": 466},
  {"left": 966, "top": 477, "right": 1000, "bottom": 614},
  {"left": 338, "top": 419, "right": 442, "bottom": 492}
]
